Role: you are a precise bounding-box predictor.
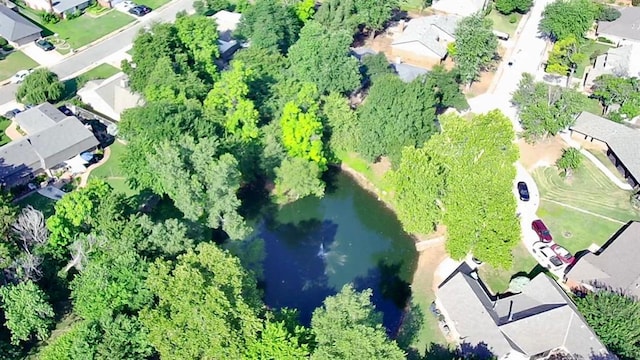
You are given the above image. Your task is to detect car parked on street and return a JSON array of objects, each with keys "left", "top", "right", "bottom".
[
  {"left": 35, "top": 39, "right": 55, "bottom": 51},
  {"left": 550, "top": 244, "right": 575, "bottom": 265},
  {"left": 517, "top": 181, "right": 530, "bottom": 201},
  {"left": 9, "top": 69, "right": 34, "bottom": 84},
  {"left": 532, "top": 219, "right": 553, "bottom": 243},
  {"left": 129, "top": 4, "right": 151, "bottom": 16},
  {"left": 532, "top": 242, "right": 563, "bottom": 269}
]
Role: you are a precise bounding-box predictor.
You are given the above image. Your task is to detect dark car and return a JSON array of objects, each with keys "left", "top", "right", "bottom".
[
  {"left": 550, "top": 244, "right": 575, "bottom": 265},
  {"left": 129, "top": 5, "right": 151, "bottom": 16},
  {"left": 35, "top": 39, "right": 55, "bottom": 51},
  {"left": 532, "top": 219, "right": 552, "bottom": 242},
  {"left": 3, "top": 109, "right": 21, "bottom": 119},
  {"left": 517, "top": 181, "right": 530, "bottom": 201}
]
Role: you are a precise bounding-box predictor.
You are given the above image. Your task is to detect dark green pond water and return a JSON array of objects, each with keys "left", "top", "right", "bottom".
[{"left": 256, "top": 171, "right": 419, "bottom": 334}]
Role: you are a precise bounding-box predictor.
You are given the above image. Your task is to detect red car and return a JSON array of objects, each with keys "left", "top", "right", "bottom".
[
  {"left": 551, "top": 244, "right": 575, "bottom": 265},
  {"left": 532, "top": 219, "right": 553, "bottom": 242}
]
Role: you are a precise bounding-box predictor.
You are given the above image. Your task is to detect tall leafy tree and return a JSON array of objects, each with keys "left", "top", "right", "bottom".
[
  {"left": 354, "top": 0, "right": 397, "bottom": 37},
  {"left": 511, "top": 73, "right": 589, "bottom": 140},
  {"left": 15, "top": 69, "right": 64, "bottom": 105},
  {"left": 0, "top": 281, "right": 54, "bottom": 344},
  {"left": 148, "top": 136, "right": 248, "bottom": 239},
  {"left": 322, "top": 92, "right": 360, "bottom": 154},
  {"left": 314, "top": 0, "right": 359, "bottom": 31},
  {"left": 495, "top": 0, "right": 533, "bottom": 15},
  {"left": 424, "top": 65, "right": 469, "bottom": 110},
  {"left": 245, "top": 320, "right": 311, "bottom": 359},
  {"left": 288, "top": 21, "right": 362, "bottom": 95},
  {"left": 140, "top": 242, "right": 263, "bottom": 359},
  {"left": 574, "top": 290, "right": 640, "bottom": 359},
  {"left": 175, "top": 14, "right": 220, "bottom": 77},
  {"left": 311, "top": 284, "right": 405, "bottom": 360},
  {"left": 539, "top": 0, "right": 598, "bottom": 40},
  {"left": 592, "top": 75, "right": 640, "bottom": 117},
  {"left": 274, "top": 157, "right": 325, "bottom": 201},
  {"left": 236, "top": 0, "right": 301, "bottom": 54},
  {"left": 545, "top": 35, "right": 585, "bottom": 76},
  {"left": 555, "top": 147, "right": 582, "bottom": 173},
  {"left": 453, "top": 13, "right": 498, "bottom": 86}
]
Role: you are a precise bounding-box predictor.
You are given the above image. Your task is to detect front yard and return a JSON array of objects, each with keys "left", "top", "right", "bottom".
[
  {"left": 62, "top": 63, "right": 120, "bottom": 99},
  {"left": 487, "top": 11, "right": 522, "bottom": 36},
  {"left": 0, "top": 51, "right": 39, "bottom": 81},
  {"left": 16, "top": 5, "right": 134, "bottom": 49}
]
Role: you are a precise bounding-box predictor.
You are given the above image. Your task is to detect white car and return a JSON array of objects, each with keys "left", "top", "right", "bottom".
[
  {"left": 531, "top": 241, "right": 564, "bottom": 270},
  {"left": 120, "top": 0, "right": 136, "bottom": 9},
  {"left": 10, "top": 69, "right": 34, "bottom": 84}
]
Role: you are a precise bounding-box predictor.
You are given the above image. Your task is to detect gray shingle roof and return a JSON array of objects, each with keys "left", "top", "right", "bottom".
[
  {"left": 570, "top": 112, "right": 640, "bottom": 184},
  {"left": 392, "top": 63, "right": 429, "bottom": 83},
  {"left": 567, "top": 221, "right": 640, "bottom": 298},
  {"left": 0, "top": 5, "right": 42, "bottom": 42},
  {"left": 437, "top": 270, "right": 614, "bottom": 359},
  {"left": 14, "top": 103, "right": 67, "bottom": 135},
  {"left": 391, "top": 15, "right": 460, "bottom": 58},
  {"left": 597, "top": 7, "right": 640, "bottom": 42},
  {"left": 52, "top": 0, "right": 88, "bottom": 13}
]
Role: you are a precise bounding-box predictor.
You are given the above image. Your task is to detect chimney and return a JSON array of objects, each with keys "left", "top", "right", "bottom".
[
  {"left": 398, "top": 20, "right": 405, "bottom": 33},
  {"left": 120, "top": 76, "right": 130, "bottom": 89}
]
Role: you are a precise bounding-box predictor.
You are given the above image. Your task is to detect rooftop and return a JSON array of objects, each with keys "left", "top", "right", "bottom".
[
  {"left": 392, "top": 63, "right": 429, "bottom": 83},
  {"left": 78, "top": 73, "right": 142, "bottom": 121},
  {"left": 392, "top": 15, "right": 460, "bottom": 58},
  {"left": 431, "top": 0, "right": 487, "bottom": 17},
  {"left": 566, "top": 221, "right": 640, "bottom": 298},
  {"left": 597, "top": 7, "right": 640, "bottom": 42},
  {"left": 52, "top": 0, "right": 88, "bottom": 13},
  {"left": 0, "top": 5, "right": 42, "bottom": 42},
  {"left": 14, "top": 103, "right": 68, "bottom": 135},
  {"left": 211, "top": 10, "right": 242, "bottom": 42}
]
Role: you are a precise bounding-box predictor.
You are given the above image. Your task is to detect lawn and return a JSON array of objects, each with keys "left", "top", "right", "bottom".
[
  {"left": 138, "top": 0, "right": 172, "bottom": 9},
  {"left": 0, "top": 117, "right": 12, "bottom": 146},
  {"left": 575, "top": 41, "right": 614, "bottom": 78},
  {"left": 89, "top": 141, "right": 138, "bottom": 197},
  {"left": 0, "top": 51, "right": 39, "bottom": 81},
  {"left": 16, "top": 192, "right": 57, "bottom": 217},
  {"left": 62, "top": 63, "right": 120, "bottom": 99},
  {"left": 487, "top": 11, "right": 522, "bottom": 36},
  {"left": 585, "top": 148, "right": 627, "bottom": 183},
  {"left": 478, "top": 242, "right": 541, "bottom": 294},
  {"left": 17, "top": 5, "right": 134, "bottom": 49}
]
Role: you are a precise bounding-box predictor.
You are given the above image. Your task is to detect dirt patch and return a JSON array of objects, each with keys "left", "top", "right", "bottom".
[
  {"left": 413, "top": 242, "right": 448, "bottom": 293},
  {"left": 517, "top": 135, "right": 566, "bottom": 171},
  {"left": 371, "top": 156, "right": 392, "bottom": 179},
  {"left": 570, "top": 133, "right": 608, "bottom": 151}
]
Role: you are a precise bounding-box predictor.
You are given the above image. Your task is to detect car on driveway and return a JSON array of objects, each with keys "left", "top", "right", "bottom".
[
  {"left": 120, "top": 0, "right": 136, "bottom": 9},
  {"left": 3, "top": 109, "right": 21, "bottom": 119},
  {"left": 532, "top": 242, "right": 564, "bottom": 269},
  {"left": 517, "top": 181, "right": 530, "bottom": 201},
  {"left": 532, "top": 219, "right": 553, "bottom": 243},
  {"left": 129, "top": 5, "right": 151, "bottom": 16},
  {"left": 550, "top": 244, "right": 575, "bottom": 265},
  {"left": 35, "top": 39, "right": 55, "bottom": 51},
  {"left": 10, "top": 69, "right": 34, "bottom": 84}
]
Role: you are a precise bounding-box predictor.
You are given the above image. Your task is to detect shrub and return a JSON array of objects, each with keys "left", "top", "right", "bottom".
[
  {"left": 0, "top": 37, "right": 7, "bottom": 47},
  {"left": 495, "top": 0, "right": 516, "bottom": 14},
  {"left": 634, "top": 0, "right": 640, "bottom": 6},
  {"left": 40, "top": 11, "right": 59, "bottom": 24},
  {"left": 509, "top": 13, "right": 518, "bottom": 23},
  {"left": 66, "top": 10, "right": 82, "bottom": 20},
  {"left": 3, "top": 45, "right": 13, "bottom": 51},
  {"left": 596, "top": 36, "right": 614, "bottom": 44},
  {"left": 597, "top": 5, "right": 621, "bottom": 21}
]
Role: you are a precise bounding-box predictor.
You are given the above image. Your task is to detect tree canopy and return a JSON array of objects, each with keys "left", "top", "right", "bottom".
[
  {"left": 592, "top": 75, "right": 640, "bottom": 119},
  {"left": 0, "top": 281, "right": 54, "bottom": 344},
  {"left": 236, "top": 0, "right": 301, "bottom": 54},
  {"left": 539, "top": 0, "right": 598, "bottom": 40},
  {"left": 15, "top": 69, "right": 64, "bottom": 105},
  {"left": 453, "top": 13, "right": 498, "bottom": 86}
]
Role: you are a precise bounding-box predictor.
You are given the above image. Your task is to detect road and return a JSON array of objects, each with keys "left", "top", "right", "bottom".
[{"left": 0, "top": 0, "right": 194, "bottom": 106}]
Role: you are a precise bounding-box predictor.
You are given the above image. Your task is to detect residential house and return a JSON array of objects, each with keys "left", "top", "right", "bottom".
[
  {"left": 0, "top": 104, "right": 99, "bottom": 188},
  {"left": 565, "top": 221, "right": 640, "bottom": 298},
  {"left": 24, "top": 0, "right": 90, "bottom": 18},
  {"left": 585, "top": 45, "right": 640, "bottom": 88},
  {"left": 569, "top": 111, "right": 640, "bottom": 188},
  {"left": 392, "top": 63, "right": 429, "bottom": 82},
  {"left": 210, "top": 10, "right": 242, "bottom": 60},
  {"left": 391, "top": 15, "right": 460, "bottom": 67},
  {"left": 436, "top": 264, "right": 615, "bottom": 359},
  {"left": 77, "top": 72, "right": 143, "bottom": 121},
  {"left": 596, "top": 7, "right": 640, "bottom": 46},
  {"left": 431, "top": 0, "right": 489, "bottom": 17},
  {"left": 0, "top": 5, "right": 42, "bottom": 47}
]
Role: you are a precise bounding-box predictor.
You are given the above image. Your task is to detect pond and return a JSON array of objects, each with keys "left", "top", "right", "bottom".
[{"left": 255, "top": 171, "right": 418, "bottom": 335}]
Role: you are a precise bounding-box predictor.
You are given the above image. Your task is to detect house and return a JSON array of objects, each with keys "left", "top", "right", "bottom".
[
  {"left": 391, "top": 15, "right": 460, "bottom": 66},
  {"left": 210, "top": 10, "right": 243, "bottom": 60},
  {"left": 565, "top": 221, "right": 640, "bottom": 298},
  {"left": 0, "top": 105, "right": 99, "bottom": 188},
  {"left": 392, "top": 63, "right": 429, "bottom": 83},
  {"left": 569, "top": 111, "right": 640, "bottom": 188},
  {"left": 77, "top": 72, "right": 143, "bottom": 121},
  {"left": 585, "top": 45, "right": 640, "bottom": 88},
  {"left": 0, "top": 5, "right": 42, "bottom": 47},
  {"left": 431, "top": 0, "right": 489, "bottom": 17},
  {"left": 436, "top": 264, "right": 614, "bottom": 359},
  {"left": 14, "top": 103, "right": 67, "bottom": 134},
  {"left": 596, "top": 7, "right": 640, "bottom": 46},
  {"left": 24, "top": 0, "right": 90, "bottom": 18}
]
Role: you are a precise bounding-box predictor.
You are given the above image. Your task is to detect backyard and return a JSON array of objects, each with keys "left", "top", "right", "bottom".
[
  {"left": 0, "top": 117, "right": 12, "bottom": 146},
  {"left": 478, "top": 242, "right": 541, "bottom": 294},
  {"left": 89, "top": 141, "right": 138, "bottom": 197},
  {"left": 532, "top": 154, "right": 640, "bottom": 254},
  {"left": 0, "top": 51, "right": 39, "bottom": 81},
  {"left": 487, "top": 11, "right": 522, "bottom": 36},
  {"left": 16, "top": 5, "right": 134, "bottom": 49},
  {"left": 16, "top": 192, "right": 57, "bottom": 217}
]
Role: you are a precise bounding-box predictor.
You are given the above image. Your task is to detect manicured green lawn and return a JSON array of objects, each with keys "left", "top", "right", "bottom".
[
  {"left": 90, "top": 141, "right": 138, "bottom": 197},
  {"left": 0, "top": 51, "right": 39, "bottom": 81},
  {"left": 16, "top": 193, "right": 57, "bottom": 217},
  {"left": 478, "top": 242, "right": 541, "bottom": 294},
  {"left": 575, "top": 41, "right": 614, "bottom": 78},
  {"left": 585, "top": 148, "right": 627, "bottom": 183},
  {"left": 487, "top": 11, "right": 522, "bottom": 36},
  {"left": 17, "top": 5, "right": 134, "bottom": 49},
  {"left": 138, "top": 0, "right": 172, "bottom": 10},
  {"left": 0, "top": 117, "right": 12, "bottom": 146},
  {"left": 62, "top": 63, "right": 120, "bottom": 99}
]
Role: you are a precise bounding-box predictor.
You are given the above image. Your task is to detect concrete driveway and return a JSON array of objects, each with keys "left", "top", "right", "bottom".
[{"left": 20, "top": 42, "right": 66, "bottom": 67}]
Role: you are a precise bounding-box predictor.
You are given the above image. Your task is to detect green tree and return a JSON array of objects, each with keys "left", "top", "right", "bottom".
[
  {"left": 140, "top": 242, "right": 263, "bottom": 359},
  {"left": 295, "top": 0, "right": 316, "bottom": 22},
  {"left": 245, "top": 320, "right": 311, "bottom": 359},
  {"left": 314, "top": 0, "right": 359, "bottom": 32},
  {"left": 137, "top": 217, "right": 199, "bottom": 258},
  {"left": 274, "top": 157, "right": 325, "bottom": 201},
  {"left": 597, "top": 5, "right": 621, "bottom": 21},
  {"left": 545, "top": 35, "right": 585, "bottom": 76},
  {"left": 15, "top": 69, "right": 64, "bottom": 105},
  {"left": 511, "top": 73, "right": 589, "bottom": 140},
  {"left": 555, "top": 147, "right": 582, "bottom": 173},
  {"left": 539, "top": 0, "right": 598, "bottom": 40},
  {"left": 175, "top": 14, "right": 220, "bottom": 77},
  {"left": 322, "top": 92, "right": 359, "bottom": 153},
  {"left": 592, "top": 75, "right": 640, "bottom": 116},
  {"left": 288, "top": 21, "right": 362, "bottom": 95},
  {"left": 204, "top": 61, "right": 260, "bottom": 140},
  {"left": 424, "top": 65, "right": 469, "bottom": 110},
  {"left": 148, "top": 136, "right": 249, "bottom": 239},
  {"left": 354, "top": 0, "right": 398, "bottom": 37},
  {"left": 453, "top": 13, "right": 498, "bottom": 86},
  {"left": 0, "top": 281, "right": 54, "bottom": 344},
  {"left": 361, "top": 53, "right": 394, "bottom": 82},
  {"left": 495, "top": 0, "right": 532, "bottom": 15},
  {"left": 311, "top": 284, "right": 406, "bottom": 360},
  {"left": 193, "top": 0, "right": 229, "bottom": 15},
  {"left": 574, "top": 290, "right": 640, "bottom": 359},
  {"left": 236, "top": 0, "right": 301, "bottom": 54}
]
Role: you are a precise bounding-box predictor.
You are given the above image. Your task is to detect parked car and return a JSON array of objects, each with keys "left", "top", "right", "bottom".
[
  {"left": 517, "top": 181, "right": 530, "bottom": 201},
  {"left": 129, "top": 5, "right": 151, "bottom": 16},
  {"left": 35, "top": 39, "right": 55, "bottom": 51},
  {"left": 9, "top": 69, "right": 34, "bottom": 84},
  {"left": 532, "top": 219, "right": 553, "bottom": 243},
  {"left": 3, "top": 109, "right": 21, "bottom": 119},
  {"left": 550, "top": 244, "right": 575, "bottom": 265},
  {"left": 120, "top": 0, "right": 136, "bottom": 9},
  {"left": 429, "top": 302, "right": 441, "bottom": 317},
  {"left": 532, "top": 242, "right": 564, "bottom": 269}
]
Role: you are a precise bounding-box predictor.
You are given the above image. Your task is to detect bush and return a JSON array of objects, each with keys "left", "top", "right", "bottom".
[
  {"left": 495, "top": 0, "right": 532, "bottom": 14},
  {"left": 509, "top": 13, "right": 518, "bottom": 23},
  {"left": 2, "top": 45, "right": 13, "bottom": 52},
  {"left": 66, "top": 10, "right": 82, "bottom": 20},
  {"left": 596, "top": 36, "right": 614, "bottom": 44},
  {"left": 0, "top": 37, "right": 7, "bottom": 47},
  {"left": 597, "top": 5, "right": 621, "bottom": 21},
  {"left": 40, "top": 11, "right": 59, "bottom": 24}
]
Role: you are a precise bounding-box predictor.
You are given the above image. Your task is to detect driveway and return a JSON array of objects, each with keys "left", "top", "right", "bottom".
[{"left": 20, "top": 43, "right": 66, "bottom": 67}]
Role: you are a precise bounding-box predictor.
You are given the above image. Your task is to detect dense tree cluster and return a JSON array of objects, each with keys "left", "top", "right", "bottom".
[
  {"left": 539, "top": 0, "right": 598, "bottom": 41},
  {"left": 494, "top": 0, "right": 533, "bottom": 15},
  {"left": 452, "top": 13, "right": 499, "bottom": 86}
]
